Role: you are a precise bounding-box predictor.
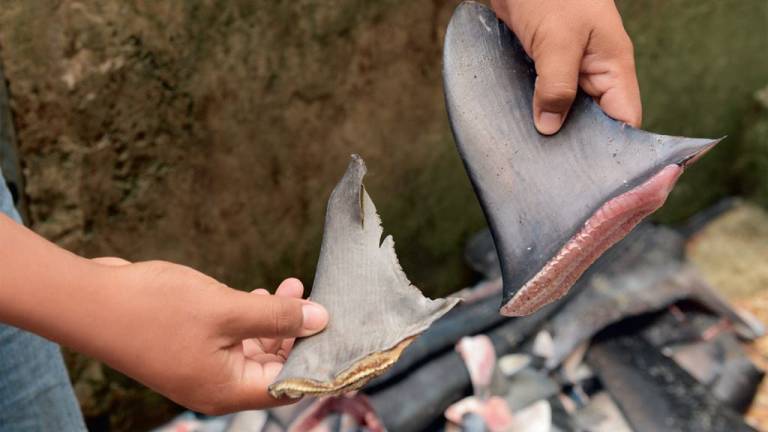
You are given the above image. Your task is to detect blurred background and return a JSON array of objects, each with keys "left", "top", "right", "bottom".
[{"left": 0, "top": 0, "right": 766, "bottom": 430}]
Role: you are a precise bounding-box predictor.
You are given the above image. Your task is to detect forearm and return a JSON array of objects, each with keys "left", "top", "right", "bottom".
[
  {"left": 0, "top": 211, "right": 333, "bottom": 413},
  {"left": 0, "top": 213, "right": 110, "bottom": 352}
]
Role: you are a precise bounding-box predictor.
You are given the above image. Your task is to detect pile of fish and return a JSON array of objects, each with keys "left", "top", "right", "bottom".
[
  {"left": 363, "top": 221, "right": 763, "bottom": 432},
  {"left": 154, "top": 214, "right": 764, "bottom": 432}
]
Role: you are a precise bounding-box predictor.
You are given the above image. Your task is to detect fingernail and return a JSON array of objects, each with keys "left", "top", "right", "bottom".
[
  {"left": 302, "top": 303, "right": 328, "bottom": 331},
  {"left": 537, "top": 111, "right": 563, "bottom": 135}
]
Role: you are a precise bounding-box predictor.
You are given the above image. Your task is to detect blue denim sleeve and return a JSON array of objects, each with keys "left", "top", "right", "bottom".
[
  {"left": 0, "top": 167, "right": 21, "bottom": 223},
  {"left": 0, "top": 167, "right": 88, "bottom": 430}
]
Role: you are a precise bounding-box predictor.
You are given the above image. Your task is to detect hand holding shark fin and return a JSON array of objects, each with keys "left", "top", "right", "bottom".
[{"left": 443, "top": 2, "right": 720, "bottom": 316}]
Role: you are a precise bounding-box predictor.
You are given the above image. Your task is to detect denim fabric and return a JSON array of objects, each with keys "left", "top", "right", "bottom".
[
  {"left": 0, "top": 168, "right": 86, "bottom": 431},
  {"left": 0, "top": 169, "right": 19, "bottom": 224}
]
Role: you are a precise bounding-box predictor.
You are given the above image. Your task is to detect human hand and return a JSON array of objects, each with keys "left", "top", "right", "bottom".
[
  {"left": 490, "top": 0, "right": 641, "bottom": 135},
  {"left": 82, "top": 259, "right": 328, "bottom": 414},
  {"left": 0, "top": 216, "right": 328, "bottom": 413}
]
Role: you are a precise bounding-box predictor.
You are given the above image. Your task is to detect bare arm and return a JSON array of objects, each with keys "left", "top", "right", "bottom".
[{"left": 0, "top": 213, "right": 328, "bottom": 414}]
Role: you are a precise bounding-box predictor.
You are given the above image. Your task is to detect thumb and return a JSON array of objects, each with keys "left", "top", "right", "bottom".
[
  {"left": 530, "top": 34, "right": 588, "bottom": 135},
  {"left": 220, "top": 291, "right": 328, "bottom": 341},
  {"left": 92, "top": 257, "right": 132, "bottom": 266}
]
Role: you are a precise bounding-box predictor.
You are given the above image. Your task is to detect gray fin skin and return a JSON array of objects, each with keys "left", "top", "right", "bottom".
[
  {"left": 269, "top": 155, "right": 459, "bottom": 398},
  {"left": 443, "top": 1, "right": 721, "bottom": 316}
]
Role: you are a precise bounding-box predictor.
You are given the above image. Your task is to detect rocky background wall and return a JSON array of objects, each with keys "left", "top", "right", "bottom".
[{"left": 0, "top": 0, "right": 766, "bottom": 429}]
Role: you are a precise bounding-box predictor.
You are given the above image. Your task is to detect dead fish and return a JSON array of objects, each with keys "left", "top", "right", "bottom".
[
  {"left": 464, "top": 229, "right": 502, "bottom": 280},
  {"left": 367, "top": 290, "right": 506, "bottom": 390},
  {"left": 543, "top": 225, "right": 687, "bottom": 369},
  {"left": 369, "top": 227, "right": 654, "bottom": 432},
  {"left": 502, "top": 368, "right": 559, "bottom": 413},
  {"left": 587, "top": 324, "right": 756, "bottom": 432},
  {"left": 456, "top": 335, "right": 498, "bottom": 398},
  {"left": 497, "top": 354, "right": 531, "bottom": 378},
  {"left": 369, "top": 312, "right": 553, "bottom": 432},
  {"left": 572, "top": 392, "right": 633, "bottom": 432},
  {"left": 444, "top": 397, "right": 514, "bottom": 432},
  {"left": 442, "top": 1, "right": 720, "bottom": 316},
  {"left": 538, "top": 224, "right": 762, "bottom": 371},
  {"left": 643, "top": 307, "right": 765, "bottom": 412},
  {"left": 287, "top": 394, "right": 385, "bottom": 432},
  {"left": 269, "top": 155, "right": 459, "bottom": 398},
  {"left": 508, "top": 400, "right": 551, "bottom": 432}
]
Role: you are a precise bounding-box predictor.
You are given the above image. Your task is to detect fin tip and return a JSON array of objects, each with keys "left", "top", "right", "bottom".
[{"left": 348, "top": 153, "right": 367, "bottom": 175}]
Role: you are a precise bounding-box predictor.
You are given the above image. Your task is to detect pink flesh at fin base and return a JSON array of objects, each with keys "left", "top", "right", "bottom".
[{"left": 501, "top": 164, "right": 684, "bottom": 317}]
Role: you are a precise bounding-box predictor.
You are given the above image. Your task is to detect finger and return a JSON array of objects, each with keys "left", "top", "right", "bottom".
[
  {"left": 594, "top": 80, "right": 642, "bottom": 128},
  {"left": 530, "top": 32, "right": 589, "bottom": 135},
  {"left": 580, "top": 26, "right": 642, "bottom": 127},
  {"left": 490, "top": 0, "right": 510, "bottom": 23},
  {"left": 229, "top": 362, "right": 297, "bottom": 411},
  {"left": 247, "top": 288, "right": 281, "bottom": 352},
  {"left": 280, "top": 337, "right": 295, "bottom": 356},
  {"left": 221, "top": 292, "right": 328, "bottom": 340},
  {"left": 275, "top": 278, "right": 304, "bottom": 299},
  {"left": 260, "top": 361, "right": 285, "bottom": 388},
  {"left": 92, "top": 257, "right": 132, "bottom": 266},
  {"left": 260, "top": 337, "right": 282, "bottom": 354},
  {"left": 243, "top": 335, "right": 295, "bottom": 361},
  {"left": 242, "top": 338, "right": 264, "bottom": 358},
  {"left": 579, "top": 70, "right": 642, "bottom": 127}
]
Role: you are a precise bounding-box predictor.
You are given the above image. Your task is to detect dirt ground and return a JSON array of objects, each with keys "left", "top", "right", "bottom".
[{"left": 687, "top": 202, "right": 768, "bottom": 430}]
